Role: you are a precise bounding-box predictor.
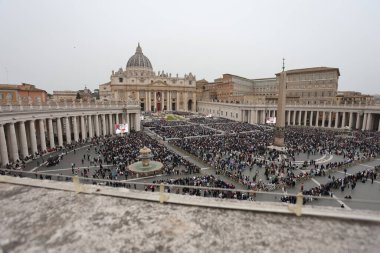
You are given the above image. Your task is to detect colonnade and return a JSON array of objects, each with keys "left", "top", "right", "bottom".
[
  {"left": 242, "top": 109, "right": 380, "bottom": 131},
  {"left": 0, "top": 111, "right": 141, "bottom": 166}
]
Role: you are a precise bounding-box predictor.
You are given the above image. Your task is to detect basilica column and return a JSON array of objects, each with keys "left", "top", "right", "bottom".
[
  {"left": 348, "top": 112, "right": 353, "bottom": 129},
  {"left": 126, "top": 113, "right": 130, "bottom": 132},
  {"left": 19, "top": 121, "right": 29, "bottom": 158},
  {"left": 165, "top": 91, "right": 169, "bottom": 110},
  {"left": 0, "top": 124, "right": 9, "bottom": 166},
  {"left": 328, "top": 112, "right": 332, "bottom": 128},
  {"left": 291, "top": 111, "right": 295, "bottom": 126},
  {"left": 73, "top": 116, "right": 79, "bottom": 142},
  {"left": 322, "top": 111, "right": 326, "bottom": 127},
  {"left": 362, "top": 113, "right": 367, "bottom": 131},
  {"left": 136, "top": 112, "right": 141, "bottom": 131},
  {"left": 153, "top": 91, "right": 157, "bottom": 112},
  {"left": 102, "top": 114, "right": 107, "bottom": 136},
  {"left": 39, "top": 119, "right": 47, "bottom": 152},
  {"left": 65, "top": 117, "right": 71, "bottom": 144},
  {"left": 81, "top": 116, "right": 86, "bottom": 140},
  {"left": 109, "top": 114, "right": 114, "bottom": 135},
  {"left": 298, "top": 111, "right": 302, "bottom": 126},
  {"left": 378, "top": 119, "right": 380, "bottom": 132},
  {"left": 315, "top": 111, "right": 319, "bottom": 127},
  {"left": 184, "top": 92, "right": 188, "bottom": 111},
  {"left": 9, "top": 123, "right": 19, "bottom": 162},
  {"left": 88, "top": 115, "right": 94, "bottom": 138},
  {"left": 29, "top": 120, "right": 38, "bottom": 154},
  {"left": 56, "top": 118, "right": 63, "bottom": 147},
  {"left": 115, "top": 113, "right": 120, "bottom": 124},
  {"left": 48, "top": 118, "right": 55, "bottom": 148},
  {"left": 176, "top": 92, "right": 180, "bottom": 111},
  {"left": 303, "top": 111, "right": 307, "bottom": 126},
  {"left": 334, "top": 112, "right": 339, "bottom": 128},
  {"left": 192, "top": 92, "right": 197, "bottom": 112}
]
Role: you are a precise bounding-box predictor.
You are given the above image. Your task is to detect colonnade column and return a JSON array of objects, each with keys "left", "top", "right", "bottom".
[
  {"left": 366, "top": 113, "right": 372, "bottom": 131},
  {"left": 19, "top": 121, "right": 29, "bottom": 158},
  {"left": 341, "top": 112, "right": 346, "bottom": 128},
  {"left": 88, "top": 115, "right": 94, "bottom": 138},
  {"left": 29, "top": 120, "right": 38, "bottom": 154},
  {"left": 81, "top": 116, "right": 86, "bottom": 140},
  {"left": 334, "top": 112, "right": 339, "bottom": 128},
  {"left": 355, "top": 113, "right": 361, "bottom": 130},
  {"left": 95, "top": 115, "right": 100, "bottom": 137},
  {"left": 0, "top": 124, "right": 9, "bottom": 165},
  {"left": 39, "top": 119, "right": 47, "bottom": 152},
  {"left": 9, "top": 123, "right": 19, "bottom": 162},
  {"left": 348, "top": 112, "right": 353, "bottom": 129},
  {"left": 56, "top": 118, "right": 63, "bottom": 147},
  {"left": 378, "top": 119, "right": 380, "bottom": 132},
  {"left": 362, "top": 113, "right": 367, "bottom": 131},
  {"left": 292, "top": 111, "right": 296, "bottom": 126},
  {"left": 65, "top": 117, "right": 71, "bottom": 144},
  {"left": 48, "top": 119, "right": 55, "bottom": 148},
  {"left": 73, "top": 116, "right": 79, "bottom": 142}
]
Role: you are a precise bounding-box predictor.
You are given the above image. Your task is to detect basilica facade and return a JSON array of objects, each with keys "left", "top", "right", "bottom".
[{"left": 99, "top": 43, "right": 197, "bottom": 112}]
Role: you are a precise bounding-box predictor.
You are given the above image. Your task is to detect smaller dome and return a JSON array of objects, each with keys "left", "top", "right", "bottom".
[{"left": 126, "top": 43, "right": 153, "bottom": 69}]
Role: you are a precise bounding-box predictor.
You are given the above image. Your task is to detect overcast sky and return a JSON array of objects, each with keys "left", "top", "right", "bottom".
[{"left": 0, "top": 0, "right": 379, "bottom": 94}]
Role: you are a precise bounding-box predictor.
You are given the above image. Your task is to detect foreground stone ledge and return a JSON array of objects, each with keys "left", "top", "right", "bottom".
[{"left": 1, "top": 175, "right": 379, "bottom": 223}]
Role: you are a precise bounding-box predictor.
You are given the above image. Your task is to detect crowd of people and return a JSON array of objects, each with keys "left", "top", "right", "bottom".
[
  {"left": 89, "top": 131, "right": 200, "bottom": 180},
  {"left": 206, "top": 122, "right": 264, "bottom": 133},
  {"left": 152, "top": 125, "right": 218, "bottom": 139}
]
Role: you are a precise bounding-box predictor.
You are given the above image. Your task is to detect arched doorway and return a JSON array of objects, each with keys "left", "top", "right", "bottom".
[{"left": 187, "top": 99, "right": 193, "bottom": 111}]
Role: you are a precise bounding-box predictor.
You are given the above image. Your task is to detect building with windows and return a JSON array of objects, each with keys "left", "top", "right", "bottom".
[
  {"left": 0, "top": 83, "right": 47, "bottom": 105},
  {"left": 99, "top": 43, "right": 197, "bottom": 112},
  {"left": 198, "top": 67, "right": 341, "bottom": 105}
]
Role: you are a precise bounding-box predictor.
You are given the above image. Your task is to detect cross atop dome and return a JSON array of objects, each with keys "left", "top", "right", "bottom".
[{"left": 136, "top": 42, "right": 142, "bottom": 54}]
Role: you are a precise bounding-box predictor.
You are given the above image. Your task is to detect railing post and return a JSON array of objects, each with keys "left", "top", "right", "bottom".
[
  {"left": 288, "top": 192, "right": 303, "bottom": 216},
  {"left": 159, "top": 183, "right": 169, "bottom": 203},
  {"left": 73, "top": 175, "right": 82, "bottom": 193}
]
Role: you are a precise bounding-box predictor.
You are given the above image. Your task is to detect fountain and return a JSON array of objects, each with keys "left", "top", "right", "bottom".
[{"left": 128, "top": 146, "right": 163, "bottom": 176}]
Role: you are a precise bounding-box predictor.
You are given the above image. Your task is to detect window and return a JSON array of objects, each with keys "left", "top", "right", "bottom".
[
  {"left": 119, "top": 78, "right": 123, "bottom": 82},
  {"left": 189, "top": 81, "right": 192, "bottom": 85},
  {"left": 236, "top": 113, "right": 238, "bottom": 118}
]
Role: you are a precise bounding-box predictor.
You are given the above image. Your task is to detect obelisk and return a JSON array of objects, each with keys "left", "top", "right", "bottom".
[{"left": 273, "top": 59, "right": 286, "bottom": 147}]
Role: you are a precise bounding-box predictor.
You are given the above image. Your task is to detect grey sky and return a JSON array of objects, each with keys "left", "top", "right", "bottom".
[{"left": 0, "top": 0, "right": 379, "bottom": 94}]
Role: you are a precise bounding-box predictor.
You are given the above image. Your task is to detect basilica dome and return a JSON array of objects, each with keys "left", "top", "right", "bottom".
[{"left": 126, "top": 43, "right": 153, "bottom": 69}]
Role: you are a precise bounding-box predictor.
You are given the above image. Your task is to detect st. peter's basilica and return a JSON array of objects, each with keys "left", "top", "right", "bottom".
[{"left": 99, "top": 43, "right": 197, "bottom": 112}]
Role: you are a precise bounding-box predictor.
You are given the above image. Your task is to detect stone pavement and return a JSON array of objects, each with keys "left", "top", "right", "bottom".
[{"left": 0, "top": 183, "right": 379, "bottom": 253}]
